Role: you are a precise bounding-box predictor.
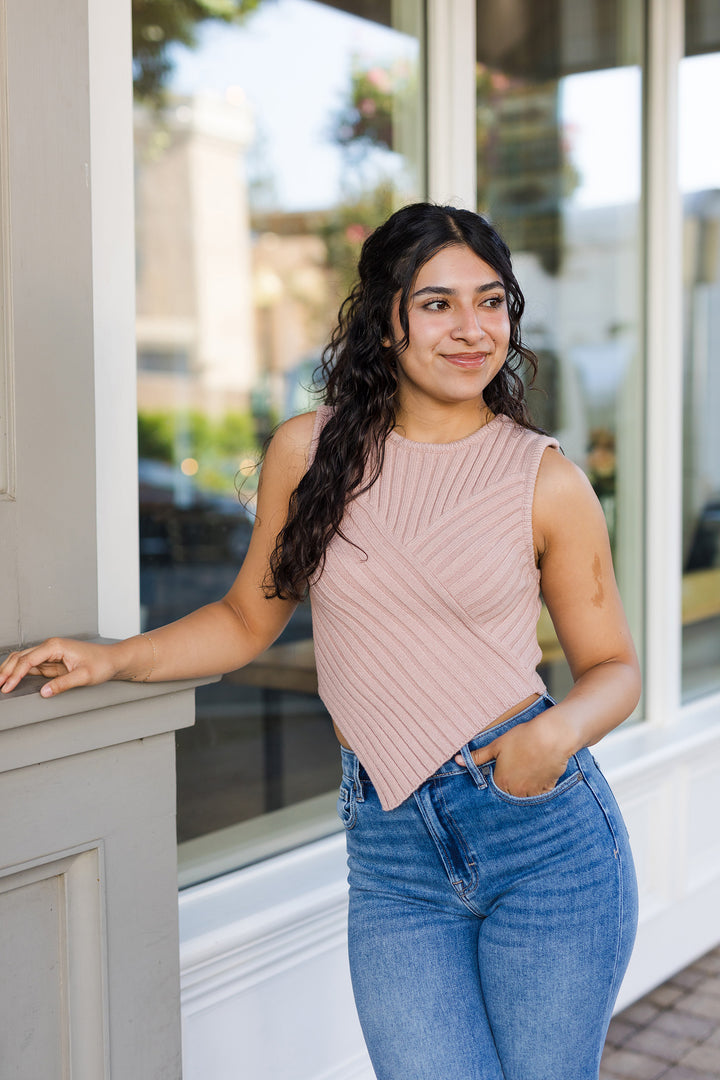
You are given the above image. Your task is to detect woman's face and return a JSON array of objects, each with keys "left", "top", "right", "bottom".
[{"left": 389, "top": 244, "right": 511, "bottom": 413}]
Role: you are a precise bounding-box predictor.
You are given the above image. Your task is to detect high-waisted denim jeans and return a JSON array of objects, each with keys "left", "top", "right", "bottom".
[{"left": 338, "top": 694, "right": 638, "bottom": 1080}]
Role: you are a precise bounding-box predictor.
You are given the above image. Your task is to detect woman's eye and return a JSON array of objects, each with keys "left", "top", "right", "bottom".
[
  {"left": 483, "top": 295, "right": 505, "bottom": 309},
  {"left": 424, "top": 299, "right": 449, "bottom": 311}
]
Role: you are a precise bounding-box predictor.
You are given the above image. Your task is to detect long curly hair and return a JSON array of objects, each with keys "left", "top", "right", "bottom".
[{"left": 266, "top": 202, "right": 543, "bottom": 601}]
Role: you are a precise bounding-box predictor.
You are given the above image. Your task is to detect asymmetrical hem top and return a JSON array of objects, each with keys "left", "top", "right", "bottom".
[{"left": 308, "top": 405, "right": 560, "bottom": 811}]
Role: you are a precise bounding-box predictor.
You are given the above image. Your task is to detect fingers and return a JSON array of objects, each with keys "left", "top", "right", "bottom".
[
  {"left": 39, "top": 669, "right": 89, "bottom": 698},
  {"left": 454, "top": 741, "right": 496, "bottom": 767},
  {"left": 0, "top": 649, "right": 44, "bottom": 694},
  {"left": 0, "top": 638, "right": 118, "bottom": 698},
  {"left": 31, "top": 663, "right": 68, "bottom": 678},
  {"left": 0, "top": 639, "right": 72, "bottom": 695},
  {"left": 453, "top": 735, "right": 564, "bottom": 797}
]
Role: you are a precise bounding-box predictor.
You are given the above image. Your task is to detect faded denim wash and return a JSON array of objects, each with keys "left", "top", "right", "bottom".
[{"left": 338, "top": 694, "right": 638, "bottom": 1080}]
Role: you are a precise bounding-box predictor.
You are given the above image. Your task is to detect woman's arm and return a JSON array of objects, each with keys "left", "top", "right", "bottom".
[
  {"left": 459, "top": 446, "right": 641, "bottom": 797},
  {"left": 0, "top": 412, "right": 317, "bottom": 697}
]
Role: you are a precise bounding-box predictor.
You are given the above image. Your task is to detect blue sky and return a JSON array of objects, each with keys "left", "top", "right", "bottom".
[
  {"left": 168, "top": 0, "right": 719, "bottom": 211},
  {"left": 169, "top": 0, "right": 419, "bottom": 209}
]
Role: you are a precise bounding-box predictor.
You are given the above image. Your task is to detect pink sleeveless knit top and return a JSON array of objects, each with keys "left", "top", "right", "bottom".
[{"left": 308, "top": 406, "right": 560, "bottom": 811}]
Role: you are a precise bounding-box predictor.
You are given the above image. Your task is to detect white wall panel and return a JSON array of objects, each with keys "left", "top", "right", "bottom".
[
  {"left": 180, "top": 836, "right": 373, "bottom": 1080},
  {"left": 685, "top": 751, "right": 720, "bottom": 890},
  {"left": 619, "top": 781, "right": 675, "bottom": 920}
]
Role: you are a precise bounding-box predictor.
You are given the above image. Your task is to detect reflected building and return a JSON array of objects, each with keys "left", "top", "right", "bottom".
[
  {"left": 134, "top": 93, "right": 345, "bottom": 421},
  {"left": 134, "top": 92, "right": 258, "bottom": 413}
]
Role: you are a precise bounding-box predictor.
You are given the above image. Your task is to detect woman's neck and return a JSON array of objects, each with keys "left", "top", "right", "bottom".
[{"left": 392, "top": 401, "right": 494, "bottom": 445}]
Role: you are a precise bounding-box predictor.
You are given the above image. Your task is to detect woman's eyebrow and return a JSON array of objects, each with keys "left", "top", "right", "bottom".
[{"left": 411, "top": 281, "right": 505, "bottom": 299}]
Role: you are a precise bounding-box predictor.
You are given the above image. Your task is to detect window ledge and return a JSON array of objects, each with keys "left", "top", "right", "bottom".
[
  {"left": 0, "top": 644, "right": 217, "bottom": 775},
  {"left": 594, "top": 689, "right": 720, "bottom": 783},
  {"left": 0, "top": 671, "right": 216, "bottom": 732}
]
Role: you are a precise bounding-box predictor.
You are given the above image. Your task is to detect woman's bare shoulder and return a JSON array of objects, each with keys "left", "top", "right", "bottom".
[
  {"left": 535, "top": 444, "right": 591, "bottom": 497},
  {"left": 533, "top": 445, "right": 607, "bottom": 553},
  {"left": 262, "top": 412, "right": 318, "bottom": 487},
  {"left": 274, "top": 411, "right": 317, "bottom": 452}
]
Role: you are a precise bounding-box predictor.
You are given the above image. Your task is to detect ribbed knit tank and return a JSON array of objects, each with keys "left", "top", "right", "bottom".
[{"left": 308, "top": 406, "right": 560, "bottom": 811}]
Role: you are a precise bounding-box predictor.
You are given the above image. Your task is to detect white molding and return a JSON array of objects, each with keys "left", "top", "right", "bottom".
[
  {"left": 88, "top": 0, "right": 140, "bottom": 638},
  {"left": 593, "top": 688, "right": 720, "bottom": 780},
  {"left": 180, "top": 834, "right": 350, "bottom": 1011},
  {"left": 0, "top": 0, "right": 15, "bottom": 502},
  {"left": 179, "top": 837, "right": 372, "bottom": 1080},
  {"left": 426, "top": 0, "right": 476, "bottom": 207},
  {"left": 312, "top": 1055, "right": 374, "bottom": 1080},
  {"left": 181, "top": 885, "right": 349, "bottom": 1014},
  {"left": 643, "top": 0, "right": 684, "bottom": 726}
]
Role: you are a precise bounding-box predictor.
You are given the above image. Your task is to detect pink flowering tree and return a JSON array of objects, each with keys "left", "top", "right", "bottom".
[{"left": 333, "top": 62, "right": 405, "bottom": 155}]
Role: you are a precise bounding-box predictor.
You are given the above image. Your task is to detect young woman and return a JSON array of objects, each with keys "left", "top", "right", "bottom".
[{"left": 0, "top": 204, "right": 639, "bottom": 1080}]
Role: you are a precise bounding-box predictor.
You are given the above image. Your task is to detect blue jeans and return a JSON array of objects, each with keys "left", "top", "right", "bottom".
[{"left": 338, "top": 694, "right": 638, "bottom": 1080}]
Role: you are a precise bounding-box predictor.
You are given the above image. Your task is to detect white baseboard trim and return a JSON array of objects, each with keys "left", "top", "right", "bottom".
[
  {"left": 312, "top": 1054, "right": 374, "bottom": 1080},
  {"left": 181, "top": 882, "right": 348, "bottom": 1014}
]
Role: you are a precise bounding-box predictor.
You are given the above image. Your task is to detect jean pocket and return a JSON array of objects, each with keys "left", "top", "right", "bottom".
[
  {"left": 337, "top": 782, "right": 358, "bottom": 830},
  {"left": 487, "top": 758, "right": 583, "bottom": 806}
]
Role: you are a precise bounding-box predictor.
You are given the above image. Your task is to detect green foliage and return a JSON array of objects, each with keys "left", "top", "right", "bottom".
[
  {"left": 138, "top": 410, "right": 175, "bottom": 461},
  {"left": 132, "top": 0, "right": 264, "bottom": 104},
  {"left": 138, "top": 409, "right": 260, "bottom": 493}
]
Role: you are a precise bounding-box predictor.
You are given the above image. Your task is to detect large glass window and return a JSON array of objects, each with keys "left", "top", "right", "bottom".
[
  {"left": 475, "top": 0, "right": 645, "bottom": 702},
  {"left": 681, "top": 3, "right": 720, "bottom": 701},
  {"left": 133, "top": 0, "right": 426, "bottom": 881}
]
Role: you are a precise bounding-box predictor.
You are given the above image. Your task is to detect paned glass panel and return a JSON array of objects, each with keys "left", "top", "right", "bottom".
[
  {"left": 681, "top": 4, "right": 720, "bottom": 701},
  {"left": 475, "top": 0, "right": 645, "bottom": 703},
  {"left": 133, "top": 0, "right": 426, "bottom": 879}
]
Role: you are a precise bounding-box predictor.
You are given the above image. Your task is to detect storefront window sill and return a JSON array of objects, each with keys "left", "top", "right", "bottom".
[{"left": 594, "top": 689, "right": 720, "bottom": 782}]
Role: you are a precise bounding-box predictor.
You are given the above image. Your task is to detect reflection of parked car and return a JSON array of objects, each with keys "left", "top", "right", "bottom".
[
  {"left": 685, "top": 494, "right": 720, "bottom": 572},
  {"left": 139, "top": 459, "right": 254, "bottom": 566}
]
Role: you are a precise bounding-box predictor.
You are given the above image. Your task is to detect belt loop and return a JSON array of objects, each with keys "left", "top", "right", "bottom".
[
  {"left": 350, "top": 751, "right": 365, "bottom": 802},
  {"left": 460, "top": 743, "right": 487, "bottom": 789}
]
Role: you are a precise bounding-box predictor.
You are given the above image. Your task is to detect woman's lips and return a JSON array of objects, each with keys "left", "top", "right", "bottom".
[{"left": 443, "top": 352, "right": 489, "bottom": 368}]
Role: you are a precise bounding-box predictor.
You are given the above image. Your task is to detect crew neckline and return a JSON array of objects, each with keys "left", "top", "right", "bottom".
[{"left": 387, "top": 412, "right": 505, "bottom": 450}]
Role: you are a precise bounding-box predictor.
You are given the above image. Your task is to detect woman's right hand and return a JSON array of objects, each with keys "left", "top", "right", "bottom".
[{"left": 0, "top": 638, "right": 127, "bottom": 698}]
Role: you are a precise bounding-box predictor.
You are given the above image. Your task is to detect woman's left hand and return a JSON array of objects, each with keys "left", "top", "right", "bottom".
[{"left": 454, "top": 708, "right": 575, "bottom": 798}]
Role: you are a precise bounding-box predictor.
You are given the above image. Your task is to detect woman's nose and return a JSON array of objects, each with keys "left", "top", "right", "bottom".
[{"left": 450, "top": 308, "right": 487, "bottom": 342}]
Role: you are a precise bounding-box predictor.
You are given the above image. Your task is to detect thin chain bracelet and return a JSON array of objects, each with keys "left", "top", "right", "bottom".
[
  {"left": 140, "top": 632, "right": 157, "bottom": 682},
  {"left": 129, "top": 632, "right": 157, "bottom": 682}
]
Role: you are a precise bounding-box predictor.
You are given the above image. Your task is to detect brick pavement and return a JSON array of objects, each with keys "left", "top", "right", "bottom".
[{"left": 601, "top": 946, "right": 720, "bottom": 1079}]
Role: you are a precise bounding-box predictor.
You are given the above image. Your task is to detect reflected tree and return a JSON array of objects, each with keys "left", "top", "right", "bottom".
[{"left": 132, "top": 0, "right": 264, "bottom": 103}]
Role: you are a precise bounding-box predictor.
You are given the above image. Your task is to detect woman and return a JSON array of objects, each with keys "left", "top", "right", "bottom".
[{"left": 0, "top": 204, "right": 638, "bottom": 1079}]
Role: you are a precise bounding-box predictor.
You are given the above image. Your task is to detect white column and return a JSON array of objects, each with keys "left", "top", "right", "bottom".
[
  {"left": 643, "top": 0, "right": 685, "bottom": 726},
  {"left": 89, "top": 0, "right": 141, "bottom": 639},
  {"left": 426, "top": 0, "right": 477, "bottom": 207}
]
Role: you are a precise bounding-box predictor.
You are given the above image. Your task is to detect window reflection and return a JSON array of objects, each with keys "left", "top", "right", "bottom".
[
  {"left": 133, "top": 0, "right": 425, "bottom": 872},
  {"left": 475, "top": 0, "right": 645, "bottom": 701},
  {"left": 681, "top": 7, "right": 720, "bottom": 701}
]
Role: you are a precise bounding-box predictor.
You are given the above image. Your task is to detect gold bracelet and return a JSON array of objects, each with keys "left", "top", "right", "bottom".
[
  {"left": 140, "top": 632, "right": 157, "bottom": 682},
  {"left": 129, "top": 632, "right": 156, "bottom": 682}
]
